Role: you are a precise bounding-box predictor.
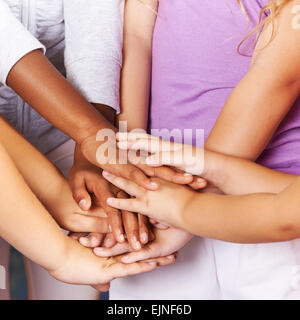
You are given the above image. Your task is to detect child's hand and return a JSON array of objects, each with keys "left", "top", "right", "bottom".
[
  {"left": 78, "top": 227, "right": 192, "bottom": 265},
  {"left": 70, "top": 159, "right": 149, "bottom": 245},
  {"left": 70, "top": 144, "right": 199, "bottom": 248},
  {"left": 117, "top": 132, "right": 206, "bottom": 177},
  {"left": 49, "top": 237, "right": 176, "bottom": 291},
  {"left": 103, "top": 171, "right": 196, "bottom": 229},
  {"left": 80, "top": 132, "right": 159, "bottom": 190},
  {"left": 44, "top": 181, "right": 110, "bottom": 234},
  {"left": 80, "top": 132, "right": 203, "bottom": 189},
  {"left": 69, "top": 158, "right": 152, "bottom": 249}
]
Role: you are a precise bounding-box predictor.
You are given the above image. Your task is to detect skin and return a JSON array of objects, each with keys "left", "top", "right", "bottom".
[{"left": 0, "top": 117, "right": 177, "bottom": 292}]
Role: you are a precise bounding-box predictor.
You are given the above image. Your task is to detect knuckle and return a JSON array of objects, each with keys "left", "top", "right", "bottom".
[{"left": 129, "top": 168, "right": 141, "bottom": 181}]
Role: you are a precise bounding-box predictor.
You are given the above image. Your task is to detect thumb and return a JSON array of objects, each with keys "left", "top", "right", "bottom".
[{"left": 69, "top": 175, "right": 92, "bottom": 211}]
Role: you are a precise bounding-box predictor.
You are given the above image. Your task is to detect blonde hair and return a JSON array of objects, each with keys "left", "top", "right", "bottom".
[{"left": 238, "top": 0, "right": 291, "bottom": 53}]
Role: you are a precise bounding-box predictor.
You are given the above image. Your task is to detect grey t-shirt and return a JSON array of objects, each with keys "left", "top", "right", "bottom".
[{"left": 0, "top": 0, "right": 123, "bottom": 153}]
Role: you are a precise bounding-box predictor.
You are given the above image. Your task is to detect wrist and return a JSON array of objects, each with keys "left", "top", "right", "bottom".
[
  {"left": 176, "top": 188, "right": 197, "bottom": 230},
  {"left": 202, "top": 150, "right": 226, "bottom": 186},
  {"left": 46, "top": 235, "right": 75, "bottom": 275},
  {"left": 47, "top": 235, "right": 80, "bottom": 281},
  {"left": 79, "top": 104, "right": 116, "bottom": 143}
]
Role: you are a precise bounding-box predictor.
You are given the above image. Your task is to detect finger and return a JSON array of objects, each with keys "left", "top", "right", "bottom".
[
  {"left": 68, "top": 232, "right": 89, "bottom": 240},
  {"left": 94, "top": 242, "right": 131, "bottom": 257},
  {"left": 138, "top": 214, "right": 150, "bottom": 245},
  {"left": 79, "top": 233, "right": 105, "bottom": 248},
  {"left": 107, "top": 197, "right": 143, "bottom": 214},
  {"left": 102, "top": 233, "right": 117, "bottom": 248},
  {"left": 189, "top": 177, "right": 207, "bottom": 190},
  {"left": 153, "top": 223, "right": 169, "bottom": 230},
  {"left": 120, "top": 196, "right": 141, "bottom": 251},
  {"left": 77, "top": 207, "right": 107, "bottom": 218},
  {"left": 116, "top": 163, "right": 159, "bottom": 191},
  {"left": 118, "top": 139, "right": 162, "bottom": 153},
  {"left": 118, "top": 135, "right": 182, "bottom": 154},
  {"left": 149, "top": 218, "right": 159, "bottom": 225},
  {"left": 70, "top": 214, "right": 109, "bottom": 233},
  {"left": 92, "top": 283, "right": 111, "bottom": 292},
  {"left": 69, "top": 174, "right": 92, "bottom": 211},
  {"left": 120, "top": 247, "right": 158, "bottom": 264},
  {"left": 92, "top": 178, "right": 125, "bottom": 244},
  {"left": 153, "top": 166, "right": 194, "bottom": 184},
  {"left": 117, "top": 132, "right": 157, "bottom": 141},
  {"left": 102, "top": 171, "right": 145, "bottom": 197},
  {"left": 145, "top": 151, "right": 180, "bottom": 167},
  {"left": 108, "top": 260, "right": 158, "bottom": 280},
  {"left": 118, "top": 191, "right": 141, "bottom": 250},
  {"left": 142, "top": 255, "right": 177, "bottom": 266}
]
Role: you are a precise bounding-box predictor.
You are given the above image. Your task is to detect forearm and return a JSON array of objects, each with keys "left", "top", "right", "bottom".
[
  {"left": 182, "top": 179, "right": 300, "bottom": 243},
  {"left": 204, "top": 71, "right": 299, "bottom": 194},
  {"left": 6, "top": 50, "right": 116, "bottom": 144},
  {"left": 0, "top": 116, "right": 67, "bottom": 206},
  {"left": 203, "top": 150, "right": 297, "bottom": 195},
  {"left": 0, "top": 143, "right": 73, "bottom": 272},
  {"left": 118, "top": 36, "right": 151, "bottom": 131},
  {"left": 118, "top": 0, "right": 157, "bottom": 131}
]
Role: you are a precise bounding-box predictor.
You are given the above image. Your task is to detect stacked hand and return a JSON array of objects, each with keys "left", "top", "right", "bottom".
[{"left": 64, "top": 132, "right": 208, "bottom": 291}]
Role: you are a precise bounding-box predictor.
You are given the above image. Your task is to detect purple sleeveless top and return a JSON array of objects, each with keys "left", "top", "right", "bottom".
[{"left": 150, "top": 0, "right": 300, "bottom": 174}]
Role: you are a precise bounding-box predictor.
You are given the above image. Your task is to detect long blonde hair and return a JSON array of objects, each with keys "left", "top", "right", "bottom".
[{"left": 238, "top": 0, "right": 291, "bottom": 53}]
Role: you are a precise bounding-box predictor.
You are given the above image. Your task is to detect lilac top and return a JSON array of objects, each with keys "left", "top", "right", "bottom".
[{"left": 150, "top": 0, "right": 300, "bottom": 174}]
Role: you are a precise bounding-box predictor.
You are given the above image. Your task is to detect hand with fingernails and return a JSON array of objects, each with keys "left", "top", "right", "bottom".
[{"left": 69, "top": 134, "right": 206, "bottom": 250}]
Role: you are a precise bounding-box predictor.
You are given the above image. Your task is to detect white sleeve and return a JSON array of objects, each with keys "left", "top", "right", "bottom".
[
  {"left": 64, "top": 0, "right": 124, "bottom": 113},
  {"left": 0, "top": 0, "right": 45, "bottom": 85}
]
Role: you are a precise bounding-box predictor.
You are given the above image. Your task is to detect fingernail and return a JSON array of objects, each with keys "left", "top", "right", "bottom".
[
  {"left": 107, "top": 198, "right": 114, "bottom": 205},
  {"left": 184, "top": 173, "right": 192, "bottom": 177},
  {"left": 150, "top": 181, "right": 158, "bottom": 188},
  {"left": 148, "top": 262, "right": 157, "bottom": 267},
  {"left": 102, "top": 171, "right": 110, "bottom": 178},
  {"left": 119, "top": 233, "right": 125, "bottom": 242},
  {"left": 79, "top": 199, "right": 88, "bottom": 210},
  {"left": 80, "top": 237, "right": 89, "bottom": 246},
  {"left": 108, "top": 224, "right": 112, "bottom": 233},
  {"left": 167, "top": 255, "right": 174, "bottom": 259},
  {"left": 140, "top": 233, "right": 148, "bottom": 243},
  {"left": 90, "top": 235, "right": 98, "bottom": 244},
  {"left": 94, "top": 247, "right": 104, "bottom": 255},
  {"left": 133, "top": 237, "right": 141, "bottom": 250}
]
